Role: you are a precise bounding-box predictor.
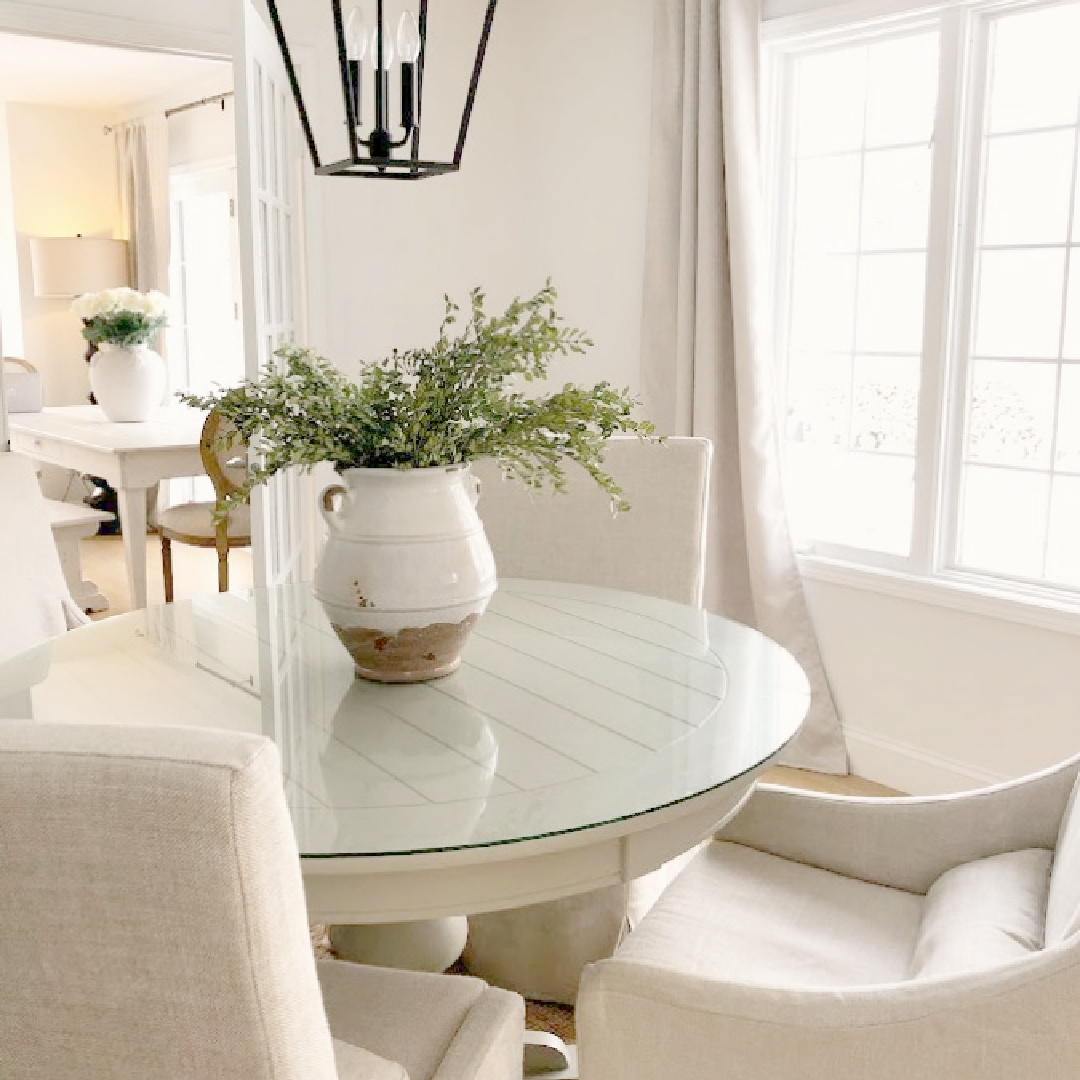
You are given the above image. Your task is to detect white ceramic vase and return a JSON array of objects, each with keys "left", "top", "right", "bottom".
[
  {"left": 315, "top": 464, "right": 497, "bottom": 682},
  {"left": 89, "top": 343, "right": 167, "bottom": 423}
]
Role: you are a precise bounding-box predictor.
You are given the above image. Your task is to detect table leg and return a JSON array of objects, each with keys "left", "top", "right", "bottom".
[{"left": 116, "top": 486, "right": 149, "bottom": 609}]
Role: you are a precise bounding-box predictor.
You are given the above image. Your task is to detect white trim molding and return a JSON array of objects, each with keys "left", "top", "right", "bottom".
[
  {"left": 845, "top": 725, "right": 1009, "bottom": 794},
  {"left": 0, "top": 2, "right": 231, "bottom": 59},
  {"left": 801, "top": 555, "right": 1080, "bottom": 637}
]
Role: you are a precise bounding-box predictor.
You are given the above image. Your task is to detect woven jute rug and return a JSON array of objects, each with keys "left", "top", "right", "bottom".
[{"left": 311, "top": 926, "right": 576, "bottom": 1043}]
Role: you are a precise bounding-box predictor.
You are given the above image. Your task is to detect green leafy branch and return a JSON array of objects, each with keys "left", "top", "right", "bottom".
[{"left": 180, "top": 282, "right": 655, "bottom": 513}]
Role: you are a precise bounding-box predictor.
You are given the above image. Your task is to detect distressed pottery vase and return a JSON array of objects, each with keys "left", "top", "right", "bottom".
[
  {"left": 89, "top": 343, "right": 167, "bottom": 422},
  {"left": 315, "top": 465, "right": 497, "bottom": 682}
]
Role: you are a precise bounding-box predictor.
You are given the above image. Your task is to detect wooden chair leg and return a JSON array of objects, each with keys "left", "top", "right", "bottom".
[
  {"left": 216, "top": 528, "right": 230, "bottom": 594},
  {"left": 161, "top": 535, "right": 174, "bottom": 604}
]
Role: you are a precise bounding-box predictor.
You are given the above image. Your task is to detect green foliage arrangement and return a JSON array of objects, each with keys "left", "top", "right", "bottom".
[{"left": 181, "top": 282, "right": 655, "bottom": 513}]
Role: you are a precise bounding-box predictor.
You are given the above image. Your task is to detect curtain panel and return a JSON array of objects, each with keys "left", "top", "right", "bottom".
[
  {"left": 114, "top": 116, "right": 170, "bottom": 294},
  {"left": 640, "top": 0, "right": 847, "bottom": 772}
]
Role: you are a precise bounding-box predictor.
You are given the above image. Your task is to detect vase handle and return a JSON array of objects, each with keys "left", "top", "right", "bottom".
[{"left": 319, "top": 484, "right": 347, "bottom": 528}]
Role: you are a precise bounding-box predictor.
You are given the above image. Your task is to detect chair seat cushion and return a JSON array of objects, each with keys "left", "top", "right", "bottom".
[
  {"left": 158, "top": 501, "right": 251, "bottom": 541},
  {"left": 909, "top": 848, "right": 1052, "bottom": 980},
  {"left": 617, "top": 840, "right": 923, "bottom": 988}
]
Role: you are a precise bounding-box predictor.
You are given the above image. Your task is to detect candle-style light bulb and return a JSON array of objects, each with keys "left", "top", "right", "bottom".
[
  {"left": 345, "top": 6, "right": 366, "bottom": 128},
  {"left": 397, "top": 10, "right": 420, "bottom": 135},
  {"left": 396, "top": 11, "right": 421, "bottom": 62},
  {"left": 372, "top": 25, "right": 395, "bottom": 69},
  {"left": 346, "top": 7, "right": 367, "bottom": 61}
]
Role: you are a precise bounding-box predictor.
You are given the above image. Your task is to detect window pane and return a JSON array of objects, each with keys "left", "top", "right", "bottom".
[
  {"left": 981, "top": 132, "right": 1075, "bottom": 246},
  {"left": 1064, "top": 266, "right": 1080, "bottom": 360},
  {"left": 861, "top": 147, "right": 932, "bottom": 251},
  {"left": 785, "top": 352, "right": 851, "bottom": 448},
  {"left": 855, "top": 253, "right": 927, "bottom": 353},
  {"left": 973, "top": 249, "right": 1065, "bottom": 359},
  {"left": 1055, "top": 365, "right": 1080, "bottom": 471},
  {"left": 796, "top": 47, "right": 866, "bottom": 155},
  {"left": 966, "top": 359, "right": 1056, "bottom": 468},
  {"left": 1046, "top": 475, "right": 1080, "bottom": 586},
  {"left": 794, "top": 155, "right": 861, "bottom": 253},
  {"left": 865, "top": 34, "right": 939, "bottom": 147},
  {"left": 987, "top": 5, "right": 1080, "bottom": 134},
  {"left": 789, "top": 254, "right": 857, "bottom": 352},
  {"left": 851, "top": 354, "right": 920, "bottom": 454},
  {"left": 956, "top": 465, "right": 1049, "bottom": 577},
  {"left": 785, "top": 445, "right": 913, "bottom": 555}
]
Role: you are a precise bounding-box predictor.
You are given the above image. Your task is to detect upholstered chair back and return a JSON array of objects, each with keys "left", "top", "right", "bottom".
[
  {"left": 1046, "top": 773, "right": 1080, "bottom": 946},
  {"left": 0, "top": 722, "right": 340, "bottom": 1080},
  {"left": 0, "top": 453, "right": 80, "bottom": 661},
  {"left": 471, "top": 436, "right": 713, "bottom": 607}
]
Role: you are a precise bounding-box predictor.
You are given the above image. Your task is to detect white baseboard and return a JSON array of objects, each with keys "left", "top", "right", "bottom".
[{"left": 845, "top": 726, "right": 1008, "bottom": 795}]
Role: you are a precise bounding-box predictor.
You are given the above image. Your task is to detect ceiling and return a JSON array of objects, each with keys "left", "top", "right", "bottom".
[{"left": 0, "top": 32, "right": 229, "bottom": 111}]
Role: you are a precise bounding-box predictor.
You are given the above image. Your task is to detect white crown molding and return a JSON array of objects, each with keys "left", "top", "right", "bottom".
[{"left": 0, "top": 2, "right": 231, "bottom": 60}]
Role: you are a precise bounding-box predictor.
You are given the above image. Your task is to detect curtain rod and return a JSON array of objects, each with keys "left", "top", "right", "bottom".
[{"left": 102, "top": 91, "right": 234, "bottom": 135}]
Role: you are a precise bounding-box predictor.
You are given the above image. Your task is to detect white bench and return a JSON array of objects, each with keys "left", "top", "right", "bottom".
[{"left": 45, "top": 500, "right": 114, "bottom": 614}]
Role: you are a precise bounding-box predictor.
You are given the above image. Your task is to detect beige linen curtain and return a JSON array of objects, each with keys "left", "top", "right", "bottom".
[
  {"left": 114, "top": 116, "right": 170, "bottom": 294},
  {"left": 641, "top": 0, "right": 847, "bottom": 771},
  {"left": 114, "top": 116, "right": 171, "bottom": 514}
]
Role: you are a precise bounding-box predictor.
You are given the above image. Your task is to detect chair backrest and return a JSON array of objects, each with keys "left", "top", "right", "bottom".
[
  {"left": 0, "top": 453, "right": 77, "bottom": 661},
  {"left": 471, "top": 436, "right": 713, "bottom": 606},
  {"left": 1046, "top": 773, "right": 1080, "bottom": 946},
  {"left": 199, "top": 409, "right": 248, "bottom": 502},
  {"left": 0, "top": 722, "right": 340, "bottom": 1080}
]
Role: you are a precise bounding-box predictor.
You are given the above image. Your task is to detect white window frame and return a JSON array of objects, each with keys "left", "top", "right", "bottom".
[{"left": 763, "top": 0, "right": 1080, "bottom": 635}]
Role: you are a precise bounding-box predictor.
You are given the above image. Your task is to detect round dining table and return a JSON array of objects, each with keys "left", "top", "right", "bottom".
[{"left": 0, "top": 579, "right": 809, "bottom": 924}]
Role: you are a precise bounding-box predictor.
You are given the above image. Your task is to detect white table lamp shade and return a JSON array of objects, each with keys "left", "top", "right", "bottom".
[{"left": 29, "top": 237, "right": 129, "bottom": 298}]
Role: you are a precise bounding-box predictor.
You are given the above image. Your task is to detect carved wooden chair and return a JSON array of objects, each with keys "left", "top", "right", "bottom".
[{"left": 158, "top": 410, "right": 251, "bottom": 602}]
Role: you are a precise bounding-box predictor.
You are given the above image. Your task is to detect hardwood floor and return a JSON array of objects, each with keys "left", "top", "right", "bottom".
[{"left": 80, "top": 531, "right": 254, "bottom": 618}]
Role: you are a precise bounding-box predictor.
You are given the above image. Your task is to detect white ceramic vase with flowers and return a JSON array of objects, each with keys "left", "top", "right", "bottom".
[{"left": 72, "top": 287, "right": 170, "bottom": 422}]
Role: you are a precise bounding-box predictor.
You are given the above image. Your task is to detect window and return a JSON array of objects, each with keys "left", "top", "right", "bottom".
[{"left": 766, "top": 0, "right": 1080, "bottom": 608}]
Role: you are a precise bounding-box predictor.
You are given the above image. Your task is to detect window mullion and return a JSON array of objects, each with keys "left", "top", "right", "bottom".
[
  {"left": 938, "top": 7, "right": 992, "bottom": 577},
  {"left": 909, "top": 6, "right": 972, "bottom": 575}
]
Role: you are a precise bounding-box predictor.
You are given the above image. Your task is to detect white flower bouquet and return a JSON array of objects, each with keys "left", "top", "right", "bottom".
[{"left": 71, "top": 287, "right": 169, "bottom": 348}]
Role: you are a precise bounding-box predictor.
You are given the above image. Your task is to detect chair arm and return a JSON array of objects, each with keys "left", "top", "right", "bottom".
[
  {"left": 577, "top": 945, "right": 1080, "bottom": 1080},
  {"left": 718, "top": 757, "right": 1080, "bottom": 893},
  {"left": 317, "top": 959, "right": 523, "bottom": 1080}
]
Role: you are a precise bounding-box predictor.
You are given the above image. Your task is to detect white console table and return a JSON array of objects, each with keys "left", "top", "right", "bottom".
[{"left": 9, "top": 406, "right": 207, "bottom": 609}]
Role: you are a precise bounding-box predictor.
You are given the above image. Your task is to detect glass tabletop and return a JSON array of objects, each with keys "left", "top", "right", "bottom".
[{"left": 0, "top": 580, "right": 809, "bottom": 858}]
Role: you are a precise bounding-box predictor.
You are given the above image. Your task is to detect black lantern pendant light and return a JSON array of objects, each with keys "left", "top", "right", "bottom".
[{"left": 265, "top": 0, "right": 499, "bottom": 180}]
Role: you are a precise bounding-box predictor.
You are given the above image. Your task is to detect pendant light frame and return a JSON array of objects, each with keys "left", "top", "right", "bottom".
[{"left": 264, "top": 0, "right": 500, "bottom": 180}]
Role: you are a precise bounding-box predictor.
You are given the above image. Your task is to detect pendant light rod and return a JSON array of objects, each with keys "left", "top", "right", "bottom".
[
  {"left": 265, "top": 0, "right": 322, "bottom": 168},
  {"left": 452, "top": 0, "right": 499, "bottom": 168}
]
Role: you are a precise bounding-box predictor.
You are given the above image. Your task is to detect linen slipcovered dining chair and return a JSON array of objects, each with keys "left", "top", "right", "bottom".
[
  {"left": 158, "top": 409, "right": 252, "bottom": 602},
  {"left": 577, "top": 750, "right": 1080, "bottom": 1080},
  {"left": 462, "top": 435, "right": 713, "bottom": 1004},
  {"left": 0, "top": 721, "right": 525, "bottom": 1080},
  {"left": 0, "top": 452, "right": 88, "bottom": 714}
]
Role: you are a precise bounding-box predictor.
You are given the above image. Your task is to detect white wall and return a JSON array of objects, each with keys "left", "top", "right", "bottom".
[
  {"left": 7, "top": 102, "right": 120, "bottom": 410},
  {"left": 805, "top": 579, "right": 1080, "bottom": 792},
  {"left": 0, "top": 103, "right": 22, "bottom": 357},
  {"left": 292, "top": 0, "right": 653, "bottom": 394}
]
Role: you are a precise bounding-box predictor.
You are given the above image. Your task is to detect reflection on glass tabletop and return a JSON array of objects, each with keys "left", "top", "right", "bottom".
[{"left": 3, "top": 580, "right": 809, "bottom": 858}]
